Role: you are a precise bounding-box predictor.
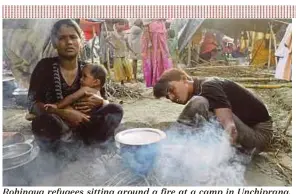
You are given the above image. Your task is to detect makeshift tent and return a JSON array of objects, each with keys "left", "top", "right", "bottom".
[
  {"left": 79, "top": 19, "right": 104, "bottom": 41},
  {"left": 178, "top": 19, "right": 290, "bottom": 53},
  {"left": 250, "top": 33, "right": 276, "bottom": 68},
  {"left": 275, "top": 24, "right": 292, "bottom": 81},
  {"left": 177, "top": 19, "right": 291, "bottom": 66},
  {"left": 3, "top": 19, "right": 58, "bottom": 88}
]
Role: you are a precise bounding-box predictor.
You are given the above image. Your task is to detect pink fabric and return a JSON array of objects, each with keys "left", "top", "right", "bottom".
[{"left": 141, "top": 20, "right": 172, "bottom": 87}]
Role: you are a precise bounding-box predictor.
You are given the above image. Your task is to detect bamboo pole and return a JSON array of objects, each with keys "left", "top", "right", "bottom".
[
  {"left": 270, "top": 24, "right": 278, "bottom": 66},
  {"left": 185, "top": 65, "right": 250, "bottom": 71},
  {"left": 187, "top": 40, "right": 192, "bottom": 66},
  {"left": 195, "top": 57, "right": 212, "bottom": 65},
  {"left": 231, "top": 77, "right": 287, "bottom": 82},
  {"left": 272, "top": 19, "right": 290, "bottom": 25},
  {"left": 283, "top": 111, "right": 292, "bottom": 135},
  {"left": 242, "top": 83, "right": 292, "bottom": 89},
  {"left": 103, "top": 21, "right": 111, "bottom": 76},
  {"left": 267, "top": 24, "right": 272, "bottom": 69}
]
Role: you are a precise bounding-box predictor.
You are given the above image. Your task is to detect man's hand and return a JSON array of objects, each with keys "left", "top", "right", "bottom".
[
  {"left": 225, "top": 123, "right": 238, "bottom": 145},
  {"left": 214, "top": 108, "right": 238, "bottom": 145},
  {"left": 74, "top": 91, "right": 107, "bottom": 113}
]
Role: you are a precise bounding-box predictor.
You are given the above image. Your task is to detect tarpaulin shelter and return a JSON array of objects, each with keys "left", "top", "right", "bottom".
[
  {"left": 79, "top": 19, "right": 104, "bottom": 41},
  {"left": 3, "top": 19, "right": 58, "bottom": 88},
  {"left": 178, "top": 19, "right": 290, "bottom": 53},
  {"left": 177, "top": 19, "right": 291, "bottom": 66}
]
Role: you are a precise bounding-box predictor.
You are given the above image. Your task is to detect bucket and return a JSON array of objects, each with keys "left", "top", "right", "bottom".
[{"left": 115, "top": 128, "right": 166, "bottom": 175}]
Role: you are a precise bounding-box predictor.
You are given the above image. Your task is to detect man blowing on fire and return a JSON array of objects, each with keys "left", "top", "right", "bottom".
[{"left": 153, "top": 68, "right": 273, "bottom": 154}]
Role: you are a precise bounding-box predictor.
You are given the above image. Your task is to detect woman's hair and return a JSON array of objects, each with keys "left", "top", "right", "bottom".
[
  {"left": 86, "top": 64, "right": 108, "bottom": 100},
  {"left": 153, "top": 68, "right": 192, "bottom": 99},
  {"left": 50, "top": 19, "right": 85, "bottom": 48}
]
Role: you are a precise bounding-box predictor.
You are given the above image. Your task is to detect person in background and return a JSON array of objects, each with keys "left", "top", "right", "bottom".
[
  {"left": 128, "top": 19, "right": 143, "bottom": 81},
  {"left": 27, "top": 19, "right": 123, "bottom": 149},
  {"left": 199, "top": 31, "right": 218, "bottom": 61},
  {"left": 99, "top": 31, "right": 114, "bottom": 74},
  {"left": 141, "top": 19, "right": 172, "bottom": 87},
  {"left": 167, "top": 29, "right": 179, "bottom": 67},
  {"left": 107, "top": 20, "right": 136, "bottom": 85},
  {"left": 153, "top": 68, "right": 273, "bottom": 154}
]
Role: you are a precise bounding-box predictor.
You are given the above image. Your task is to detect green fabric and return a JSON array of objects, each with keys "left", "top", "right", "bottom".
[{"left": 168, "top": 37, "right": 178, "bottom": 59}]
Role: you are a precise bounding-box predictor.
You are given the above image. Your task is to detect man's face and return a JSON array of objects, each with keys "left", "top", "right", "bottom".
[
  {"left": 55, "top": 24, "right": 81, "bottom": 59},
  {"left": 166, "top": 80, "right": 189, "bottom": 105}
]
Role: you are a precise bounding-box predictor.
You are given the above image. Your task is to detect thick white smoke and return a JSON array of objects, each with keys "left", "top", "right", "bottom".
[{"left": 153, "top": 119, "right": 250, "bottom": 186}]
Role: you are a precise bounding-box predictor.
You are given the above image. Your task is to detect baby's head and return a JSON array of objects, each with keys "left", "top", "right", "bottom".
[{"left": 80, "top": 64, "right": 107, "bottom": 89}]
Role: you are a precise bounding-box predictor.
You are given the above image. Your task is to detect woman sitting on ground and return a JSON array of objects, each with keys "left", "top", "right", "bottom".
[{"left": 28, "top": 19, "right": 123, "bottom": 149}]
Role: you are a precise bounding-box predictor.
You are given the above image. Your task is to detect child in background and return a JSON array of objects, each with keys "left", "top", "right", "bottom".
[
  {"left": 129, "top": 19, "right": 143, "bottom": 81},
  {"left": 167, "top": 29, "right": 179, "bottom": 67},
  {"left": 44, "top": 64, "right": 109, "bottom": 111},
  {"left": 107, "top": 20, "right": 136, "bottom": 85}
]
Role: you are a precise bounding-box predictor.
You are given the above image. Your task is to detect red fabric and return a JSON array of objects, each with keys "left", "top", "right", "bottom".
[
  {"left": 80, "top": 19, "right": 101, "bottom": 41},
  {"left": 200, "top": 32, "right": 218, "bottom": 54}
]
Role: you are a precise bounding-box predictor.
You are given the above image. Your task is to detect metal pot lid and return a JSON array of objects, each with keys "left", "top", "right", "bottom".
[
  {"left": 2, "top": 77, "right": 15, "bottom": 82},
  {"left": 12, "top": 90, "right": 28, "bottom": 95},
  {"left": 3, "top": 143, "right": 33, "bottom": 160},
  {"left": 3, "top": 145, "right": 39, "bottom": 171},
  {"left": 115, "top": 128, "right": 166, "bottom": 146}
]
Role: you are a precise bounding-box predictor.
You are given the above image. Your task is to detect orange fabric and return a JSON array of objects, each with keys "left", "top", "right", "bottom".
[
  {"left": 192, "top": 30, "right": 203, "bottom": 45},
  {"left": 252, "top": 39, "right": 276, "bottom": 67}
]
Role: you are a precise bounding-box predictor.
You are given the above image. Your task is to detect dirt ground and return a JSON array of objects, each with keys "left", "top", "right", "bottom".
[{"left": 2, "top": 65, "right": 292, "bottom": 186}]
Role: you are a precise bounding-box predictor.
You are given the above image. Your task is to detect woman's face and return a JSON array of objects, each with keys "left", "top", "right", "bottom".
[{"left": 55, "top": 24, "right": 82, "bottom": 59}]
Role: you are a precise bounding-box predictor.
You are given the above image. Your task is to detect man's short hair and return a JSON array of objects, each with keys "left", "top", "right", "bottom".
[{"left": 153, "top": 68, "right": 192, "bottom": 98}]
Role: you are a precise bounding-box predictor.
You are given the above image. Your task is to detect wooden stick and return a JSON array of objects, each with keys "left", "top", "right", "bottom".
[
  {"left": 272, "top": 19, "right": 290, "bottom": 25},
  {"left": 283, "top": 111, "right": 292, "bottom": 135},
  {"left": 187, "top": 40, "right": 192, "bottom": 66},
  {"left": 103, "top": 21, "right": 111, "bottom": 76},
  {"left": 270, "top": 24, "right": 278, "bottom": 66},
  {"left": 185, "top": 65, "right": 249, "bottom": 70},
  {"left": 231, "top": 77, "right": 287, "bottom": 82},
  {"left": 268, "top": 24, "right": 272, "bottom": 69},
  {"left": 191, "top": 58, "right": 212, "bottom": 66},
  {"left": 242, "top": 83, "right": 292, "bottom": 89}
]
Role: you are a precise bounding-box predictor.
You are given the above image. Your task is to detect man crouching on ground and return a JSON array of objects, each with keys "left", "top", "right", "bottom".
[{"left": 153, "top": 68, "right": 273, "bottom": 154}]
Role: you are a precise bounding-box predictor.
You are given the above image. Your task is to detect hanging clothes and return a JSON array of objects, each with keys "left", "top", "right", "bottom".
[{"left": 275, "top": 24, "right": 292, "bottom": 81}]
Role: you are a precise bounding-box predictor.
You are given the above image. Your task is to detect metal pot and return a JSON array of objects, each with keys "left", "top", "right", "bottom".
[
  {"left": 12, "top": 88, "right": 28, "bottom": 107},
  {"left": 3, "top": 142, "right": 33, "bottom": 170},
  {"left": 3, "top": 77, "right": 16, "bottom": 98},
  {"left": 3, "top": 142, "right": 39, "bottom": 186},
  {"left": 115, "top": 128, "right": 166, "bottom": 175}
]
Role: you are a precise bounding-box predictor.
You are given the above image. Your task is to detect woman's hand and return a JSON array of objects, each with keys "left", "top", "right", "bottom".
[
  {"left": 50, "top": 108, "right": 90, "bottom": 128},
  {"left": 74, "top": 92, "right": 107, "bottom": 113},
  {"left": 44, "top": 104, "right": 58, "bottom": 110},
  {"left": 67, "top": 110, "right": 90, "bottom": 127}
]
